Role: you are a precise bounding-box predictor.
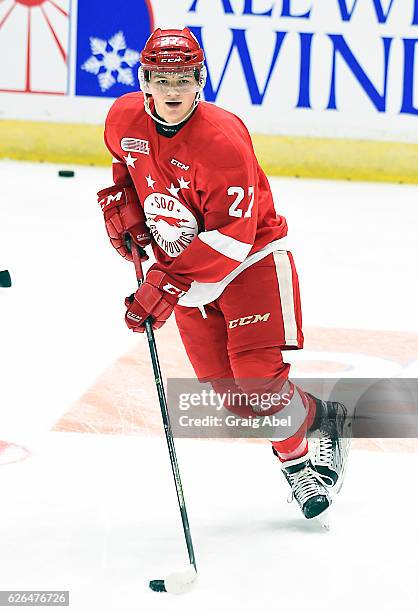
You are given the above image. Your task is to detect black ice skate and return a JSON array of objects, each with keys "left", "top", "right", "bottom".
[
  {"left": 308, "top": 394, "right": 352, "bottom": 493},
  {"left": 279, "top": 454, "right": 332, "bottom": 519}
]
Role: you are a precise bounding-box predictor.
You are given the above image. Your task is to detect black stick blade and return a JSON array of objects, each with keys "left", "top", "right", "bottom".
[
  {"left": 0, "top": 270, "right": 11, "bottom": 288},
  {"left": 149, "top": 579, "right": 167, "bottom": 593}
]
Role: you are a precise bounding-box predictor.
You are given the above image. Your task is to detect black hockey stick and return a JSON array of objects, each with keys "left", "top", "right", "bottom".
[{"left": 126, "top": 236, "right": 197, "bottom": 594}]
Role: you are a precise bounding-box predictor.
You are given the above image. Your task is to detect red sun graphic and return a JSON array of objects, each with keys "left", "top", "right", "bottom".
[
  {"left": 15, "top": 0, "right": 47, "bottom": 6},
  {"left": 0, "top": 0, "right": 69, "bottom": 93}
]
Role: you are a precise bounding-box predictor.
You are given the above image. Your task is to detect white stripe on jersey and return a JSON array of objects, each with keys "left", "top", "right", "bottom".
[
  {"left": 273, "top": 251, "right": 298, "bottom": 346},
  {"left": 198, "top": 229, "right": 252, "bottom": 262}
]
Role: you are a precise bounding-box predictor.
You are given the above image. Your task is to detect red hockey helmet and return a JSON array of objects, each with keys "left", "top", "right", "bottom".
[
  {"left": 139, "top": 27, "right": 207, "bottom": 128},
  {"left": 140, "top": 27, "right": 205, "bottom": 72}
]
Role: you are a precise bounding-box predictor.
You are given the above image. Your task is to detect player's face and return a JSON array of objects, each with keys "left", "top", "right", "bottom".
[{"left": 148, "top": 71, "right": 198, "bottom": 123}]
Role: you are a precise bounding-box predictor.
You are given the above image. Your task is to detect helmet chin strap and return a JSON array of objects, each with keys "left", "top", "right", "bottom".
[{"left": 144, "top": 92, "right": 201, "bottom": 127}]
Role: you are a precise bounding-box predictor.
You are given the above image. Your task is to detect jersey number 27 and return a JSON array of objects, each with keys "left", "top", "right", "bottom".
[{"left": 228, "top": 186, "right": 255, "bottom": 218}]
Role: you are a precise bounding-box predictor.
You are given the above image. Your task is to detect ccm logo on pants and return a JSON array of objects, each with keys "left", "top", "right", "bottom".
[{"left": 228, "top": 313, "right": 271, "bottom": 329}]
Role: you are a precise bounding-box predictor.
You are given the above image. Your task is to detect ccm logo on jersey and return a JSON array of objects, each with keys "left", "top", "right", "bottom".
[
  {"left": 163, "top": 283, "right": 187, "bottom": 298},
  {"left": 229, "top": 313, "right": 271, "bottom": 329},
  {"left": 171, "top": 158, "right": 190, "bottom": 171},
  {"left": 98, "top": 190, "right": 123, "bottom": 211}
]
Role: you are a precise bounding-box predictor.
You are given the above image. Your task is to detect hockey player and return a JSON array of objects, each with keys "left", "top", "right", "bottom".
[{"left": 98, "top": 28, "right": 351, "bottom": 520}]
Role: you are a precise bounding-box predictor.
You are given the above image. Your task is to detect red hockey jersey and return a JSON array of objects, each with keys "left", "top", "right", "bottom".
[{"left": 104, "top": 92, "right": 288, "bottom": 306}]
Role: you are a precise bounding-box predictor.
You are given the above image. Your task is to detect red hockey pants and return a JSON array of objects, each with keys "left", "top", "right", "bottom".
[{"left": 174, "top": 251, "right": 316, "bottom": 460}]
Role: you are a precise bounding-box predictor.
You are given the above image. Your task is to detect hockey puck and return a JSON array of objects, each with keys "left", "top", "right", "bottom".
[
  {"left": 149, "top": 566, "right": 197, "bottom": 594},
  {"left": 149, "top": 580, "right": 166, "bottom": 593},
  {"left": 0, "top": 270, "right": 12, "bottom": 288},
  {"left": 58, "top": 170, "right": 75, "bottom": 177}
]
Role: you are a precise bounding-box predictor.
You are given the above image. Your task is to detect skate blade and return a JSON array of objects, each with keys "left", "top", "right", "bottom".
[{"left": 316, "top": 509, "right": 331, "bottom": 530}]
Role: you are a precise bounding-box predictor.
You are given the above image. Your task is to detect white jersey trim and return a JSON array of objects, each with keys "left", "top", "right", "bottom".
[
  {"left": 198, "top": 229, "right": 252, "bottom": 262},
  {"left": 178, "top": 237, "right": 289, "bottom": 308},
  {"left": 273, "top": 251, "right": 298, "bottom": 347}
]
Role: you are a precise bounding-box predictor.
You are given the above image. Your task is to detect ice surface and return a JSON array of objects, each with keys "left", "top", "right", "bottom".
[
  {"left": 0, "top": 434, "right": 417, "bottom": 611},
  {"left": 1, "top": 161, "right": 418, "bottom": 610}
]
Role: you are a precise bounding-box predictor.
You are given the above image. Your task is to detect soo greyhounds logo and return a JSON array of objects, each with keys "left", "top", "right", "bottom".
[{"left": 143, "top": 192, "right": 198, "bottom": 258}]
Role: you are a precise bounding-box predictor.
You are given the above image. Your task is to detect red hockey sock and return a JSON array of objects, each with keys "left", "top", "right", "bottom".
[
  {"left": 271, "top": 436, "right": 308, "bottom": 462},
  {"left": 270, "top": 388, "right": 314, "bottom": 462}
]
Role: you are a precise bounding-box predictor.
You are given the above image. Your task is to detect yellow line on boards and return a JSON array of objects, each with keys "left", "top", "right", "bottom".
[
  {"left": 252, "top": 134, "right": 418, "bottom": 184},
  {"left": 1, "top": 120, "right": 417, "bottom": 184},
  {"left": 0, "top": 120, "right": 109, "bottom": 166}
]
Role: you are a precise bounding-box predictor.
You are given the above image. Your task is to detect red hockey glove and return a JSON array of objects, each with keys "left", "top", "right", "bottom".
[
  {"left": 97, "top": 184, "right": 151, "bottom": 261},
  {"left": 125, "top": 270, "right": 190, "bottom": 332}
]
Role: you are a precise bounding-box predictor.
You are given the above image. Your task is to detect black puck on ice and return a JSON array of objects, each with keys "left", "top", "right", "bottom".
[
  {"left": 149, "top": 579, "right": 166, "bottom": 592},
  {"left": 58, "top": 170, "right": 75, "bottom": 177},
  {"left": 0, "top": 270, "right": 12, "bottom": 288}
]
